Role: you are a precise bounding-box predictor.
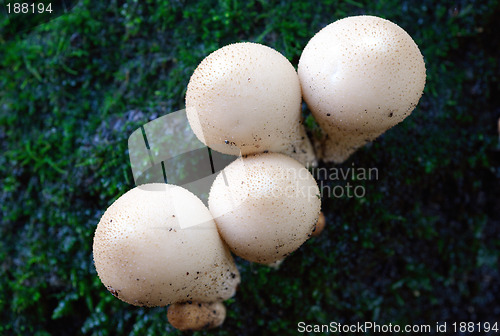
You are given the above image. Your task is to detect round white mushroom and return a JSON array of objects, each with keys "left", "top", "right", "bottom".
[
  {"left": 208, "top": 153, "right": 321, "bottom": 264},
  {"left": 186, "top": 42, "right": 316, "bottom": 166},
  {"left": 93, "top": 183, "right": 240, "bottom": 307},
  {"left": 298, "top": 15, "right": 426, "bottom": 163}
]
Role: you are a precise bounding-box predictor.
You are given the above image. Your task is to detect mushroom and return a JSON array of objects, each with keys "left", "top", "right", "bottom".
[
  {"left": 167, "top": 301, "right": 226, "bottom": 331},
  {"left": 186, "top": 42, "right": 316, "bottom": 167},
  {"left": 298, "top": 15, "right": 426, "bottom": 163},
  {"left": 208, "top": 153, "right": 321, "bottom": 264},
  {"left": 311, "top": 211, "right": 325, "bottom": 237},
  {"left": 92, "top": 183, "right": 240, "bottom": 307}
]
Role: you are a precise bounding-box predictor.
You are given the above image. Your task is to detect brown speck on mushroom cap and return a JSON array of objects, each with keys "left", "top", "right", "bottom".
[
  {"left": 167, "top": 301, "right": 226, "bottom": 331},
  {"left": 208, "top": 153, "right": 321, "bottom": 264},
  {"left": 92, "top": 183, "right": 240, "bottom": 307},
  {"left": 185, "top": 42, "right": 316, "bottom": 166},
  {"left": 298, "top": 15, "right": 426, "bottom": 163}
]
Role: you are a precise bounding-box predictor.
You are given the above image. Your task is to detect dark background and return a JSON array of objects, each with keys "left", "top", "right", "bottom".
[{"left": 1, "top": 0, "right": 499, "bottom": 335}]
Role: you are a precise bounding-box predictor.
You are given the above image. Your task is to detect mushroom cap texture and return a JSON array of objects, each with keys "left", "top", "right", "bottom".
[
  {"left": 167, "top": 301, "right": 226, "bottom": 331},
  {"left": 93, "top": 183, "right": 240, "bottom": 307},
  {"left": 298, "top": 15, "right": 426, "bottom": 133},
  {"left": 208, "top": 153, "right": 321, "bottom": 264},
  {"left": 186, "top": 42, "right": 303, "bottom": 156}
]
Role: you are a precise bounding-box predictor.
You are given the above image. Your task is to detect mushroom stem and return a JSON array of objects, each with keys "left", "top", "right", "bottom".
[
  {"left": 283, "top": 121, "right": 317, "bottom": 167},
  {"left": 267, "top": 258, "right": 284, "bottom": 269},
  {"left": 167, "top": 301, "right": 226, "bottom": 331},
  {"left": 315, "top": 127, "right": 381, "bottom": 164},
  {"left": 311, "top": 211, "right": 325, "bottom": 237},
  {"left": 497, "top": 117, "right": 500, "bottom": 144}
]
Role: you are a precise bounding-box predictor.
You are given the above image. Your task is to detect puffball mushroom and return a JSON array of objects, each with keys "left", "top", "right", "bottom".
[
  {"left": 93, "top": 183, "right": 240, "bottom": 307},
  {"left": 186, "top": 42, "right": 316, "bottom": 167},
  {"left": 208, "top": 153, "right": 321, "bottom": 264},
  {"left": 298, "top": 15, "right": 426, "bottom": 163},
  {"left": 167, "top": 301, "right": 226, "bottom": 331}
]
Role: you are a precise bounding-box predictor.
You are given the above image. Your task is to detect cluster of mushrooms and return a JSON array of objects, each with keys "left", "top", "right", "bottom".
[{"left": 93, "top": 15, "right": 426, "bottom": 331}]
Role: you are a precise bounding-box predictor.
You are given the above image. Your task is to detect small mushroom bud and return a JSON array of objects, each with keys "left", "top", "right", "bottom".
[
  {"left": 311, "top": 211, "right": 325, "bottom": 237},
  {"left": 497, "top": 117, "right": 500, "bottom": 142},
  {"left": 167, "top": 301, "right": 226, "bottom": 331},
  {"left": 186, "top": 42, "right": 316, "bottom": 166},
  {"left": 208, "top": 153, "right": 321, "bottom": 264},
  {"left": 298, "top": 15, "right": 426, "bottom": 163},
  {"left": 93, "top": 183, "right": 240, "bottom": 307}
]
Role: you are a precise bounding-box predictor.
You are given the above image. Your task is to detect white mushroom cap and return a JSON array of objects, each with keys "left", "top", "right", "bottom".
[
  {"left": 93, "top": 183, "right": 240, "bottom": 307},
  {"left": 208, "top": 153, "right": 321, "bottom": 264},
  {"left": 186, "top": 42, "right": 316, "bottom": 166},
  {"left": 167, "top": 301, "right": 226, "bottom": 331},
  {"left": 298, "top": 15, "right": 426, "bottom": 162}
]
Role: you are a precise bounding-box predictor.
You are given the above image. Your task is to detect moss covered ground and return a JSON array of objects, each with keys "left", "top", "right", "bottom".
[{"left": 1, "top": 0, "right": 499, "bottom": 335}]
